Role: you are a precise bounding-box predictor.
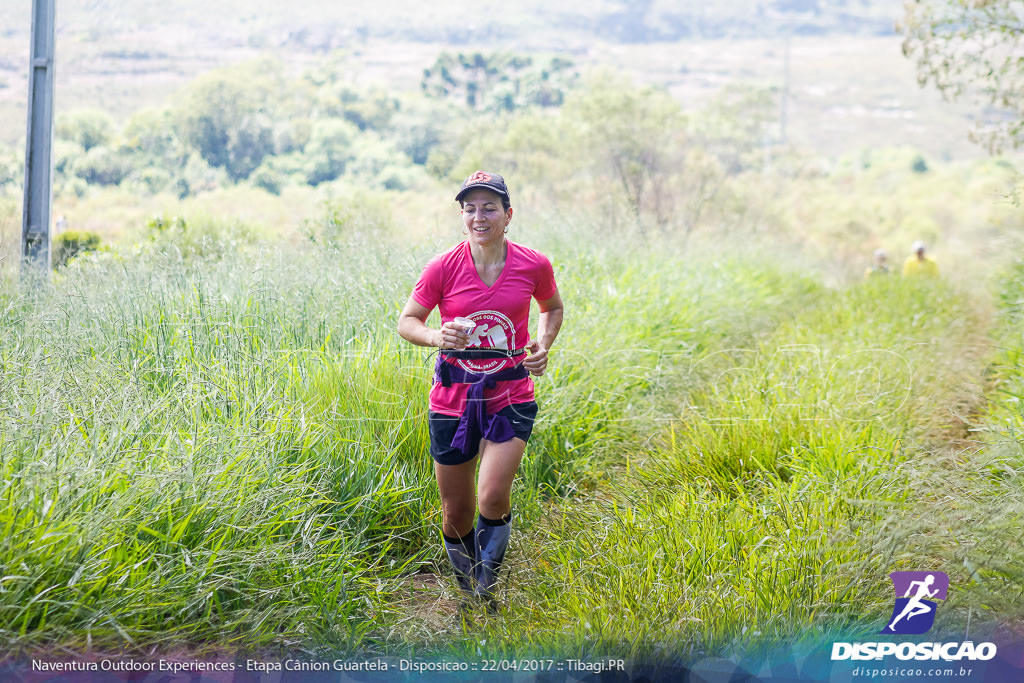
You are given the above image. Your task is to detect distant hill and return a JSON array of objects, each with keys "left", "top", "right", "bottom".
[
  {"left": 0, "top": 0, "right": 987, "bottom": 161},
  {"left": 2, "top": 0, "right": 902, "bottom": 50}
]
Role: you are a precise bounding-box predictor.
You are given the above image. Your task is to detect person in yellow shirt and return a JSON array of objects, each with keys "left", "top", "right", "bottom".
[{"left": 902, "top": 240, "right": 939, "bottom": 277}]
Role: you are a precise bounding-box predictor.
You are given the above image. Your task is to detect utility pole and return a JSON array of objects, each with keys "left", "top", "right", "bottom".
[
  {"left": 765, "top": 29, "right": 791, "bottom": 173},
  {"left": 780, "top": 30, "right": 790, "bottom": 146},
  {"left": 22, "top": 0, "right": 56, "bottom": 272}
]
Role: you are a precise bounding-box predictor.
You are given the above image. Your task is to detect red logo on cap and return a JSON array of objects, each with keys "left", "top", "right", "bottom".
[{"left": 466, "top": 171, "right": 492, "bottom": 184}]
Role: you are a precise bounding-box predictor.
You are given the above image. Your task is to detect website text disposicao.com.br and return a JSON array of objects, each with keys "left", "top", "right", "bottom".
[
  {"left": 836, "top": 640, "right": 996, "bottom": 679},
  {"left": 851, "top": 665, "right": 977, "bottom": 678}
]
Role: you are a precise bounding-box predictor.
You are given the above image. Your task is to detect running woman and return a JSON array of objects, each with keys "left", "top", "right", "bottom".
[{"left": 397, "top": 171, "right": 564, "bottom": 611}]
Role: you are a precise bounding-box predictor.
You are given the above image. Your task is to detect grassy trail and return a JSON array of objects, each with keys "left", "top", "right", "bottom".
[
  {"left": 0, "top": 226, "right": 1021, "bottom": 663},
  {"left": 405, "top": 274, "right": 1014, "bottom": 662}
]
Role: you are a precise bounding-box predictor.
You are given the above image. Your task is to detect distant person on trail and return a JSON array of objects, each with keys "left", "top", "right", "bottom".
[
  {"left": 865, "top": 248, "right": 891, "bottom": 279},
  {"left": 902, "top": 240, "right": 939, "bottom": 278},
  {"left": 397, "top": 171, "right": 564, "bottom": 614}
]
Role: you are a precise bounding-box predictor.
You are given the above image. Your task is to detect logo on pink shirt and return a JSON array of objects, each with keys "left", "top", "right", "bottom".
[{"left": 458, "top": 310, "right": 516, "bottom": 374}]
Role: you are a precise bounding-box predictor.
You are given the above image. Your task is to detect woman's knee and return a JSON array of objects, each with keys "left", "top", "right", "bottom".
[
  {"left": 440, "top": 498, "right": 476, "bottom": 534},
  {"left": 477, "top": 488, "right": 511, "bottom": 519}
]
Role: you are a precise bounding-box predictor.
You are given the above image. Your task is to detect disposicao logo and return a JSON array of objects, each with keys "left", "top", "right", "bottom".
[
  {"left": 831, "top": 570, "right": 998, "bottom": 663},
  {"left": 882, "top": 571, "right": 948, "bottom": 635}
]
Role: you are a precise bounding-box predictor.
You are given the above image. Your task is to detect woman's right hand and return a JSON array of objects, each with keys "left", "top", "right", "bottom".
[{"left": 437, "top": 321, "right": 470, "bottom": 349}]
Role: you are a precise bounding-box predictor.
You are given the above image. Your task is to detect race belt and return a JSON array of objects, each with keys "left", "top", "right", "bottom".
[{"left": 440, "top": 348, "right": 526, "bottom": 360}]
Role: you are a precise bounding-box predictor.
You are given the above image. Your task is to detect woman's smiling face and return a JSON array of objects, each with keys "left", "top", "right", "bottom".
[{"left": 461, "top": 188, "right": 511, "bottom": 245}]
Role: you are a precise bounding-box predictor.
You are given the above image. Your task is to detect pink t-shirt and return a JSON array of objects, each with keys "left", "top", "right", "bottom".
[{"left": 411, "top": 239, "right": 558, "bottom": 416}]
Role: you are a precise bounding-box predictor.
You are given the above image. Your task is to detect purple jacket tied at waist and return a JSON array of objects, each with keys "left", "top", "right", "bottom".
[{"left": 434, "top": 356, "right": 530, "bottom": 459}]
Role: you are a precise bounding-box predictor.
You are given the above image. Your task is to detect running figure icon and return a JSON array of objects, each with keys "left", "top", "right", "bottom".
[
  {"left": 882, "top": 571, "right": 949, "bottom": 635},
  {"left": 888, "top": 575, "right": 938, "bottom": 631}
]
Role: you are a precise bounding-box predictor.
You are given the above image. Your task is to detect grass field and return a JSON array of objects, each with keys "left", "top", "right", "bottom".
[
  {"left": 2, "top": 2, "right": 1022, "bottom": 674},
  {"left": 0, "top": 198, "right": 1020, "bottom": 666}
]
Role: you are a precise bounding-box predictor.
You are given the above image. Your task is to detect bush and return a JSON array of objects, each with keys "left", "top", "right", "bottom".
[
  {"left": 56, "top": 108, "right": 116, "bottom": 152},
  {"left": 174, "top": 60, "right": 283, "bottom": 182},
  {"left": 174, "top": 154, "right": 229, "bottom": 198},
  {"left": 249, "top": 154, "right": 307, "bottom": 195},
  {"left": 144, "top": 213, "right": 265, "bottom": 259},
  {"left": 0, "top": 153, "right": 22, "bottom": 197},
  {"left": 250, "top": 165, "right": 283, "bottom": 195},
  {"left": 304, "top": 119, "right": 359, "bottom": 185},
  {"left": 124, "top": 167, "right": 174, "bottom": 196},
  {"left": 304, "top": 191, "right": 394, "bottom": 247},
  {"left": 53, "top": 230, "right": 101, "bottom": 268},
  {"left": 74, "top": 146, "right": 134, "bottom": 186}
]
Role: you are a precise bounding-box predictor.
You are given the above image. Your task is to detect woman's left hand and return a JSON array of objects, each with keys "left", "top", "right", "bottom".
[{"left": 523, "top": 339, "right": 549, "bottom": 376}]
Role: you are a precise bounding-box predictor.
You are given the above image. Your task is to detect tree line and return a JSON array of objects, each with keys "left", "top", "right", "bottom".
[{"left": 0, "top": 51, "right": 782, "bottom": 239}]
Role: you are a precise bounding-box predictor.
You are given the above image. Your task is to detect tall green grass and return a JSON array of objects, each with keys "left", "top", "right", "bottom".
[
  {"left": 0, "top": 198, "right": 18, "bottom": 279},
  {"left": 425, "top": 275, "right": 997, "bottom": 661},
  {"left": 0, "top": 202, "right": 825, "bottom": 655},
  {"left": 0, "top": 240, "right": 436, "bottom": 653},
  {"left": 0, "top": 205, "right": 1013, "bottom": 661},
  {"left": 908, "top": 255, "right": 1024, "bottom": 625}
]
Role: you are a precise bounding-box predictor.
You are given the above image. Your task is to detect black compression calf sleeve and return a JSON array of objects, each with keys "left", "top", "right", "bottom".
[
  {"left": 475, "top": 512, "right": 512, "bottom": 600},
  {"left": 443, "top": 529, "right": 476, "bottom": 593}
]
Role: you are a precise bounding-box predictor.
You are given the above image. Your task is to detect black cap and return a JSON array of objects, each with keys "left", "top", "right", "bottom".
[{"left": 455, "top": 170, "right": 510, "bottom": 204}]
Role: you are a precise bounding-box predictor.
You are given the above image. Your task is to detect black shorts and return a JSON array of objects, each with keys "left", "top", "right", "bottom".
[{"left": 428, "top": 402, "right": 539, "bottom": 466}]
